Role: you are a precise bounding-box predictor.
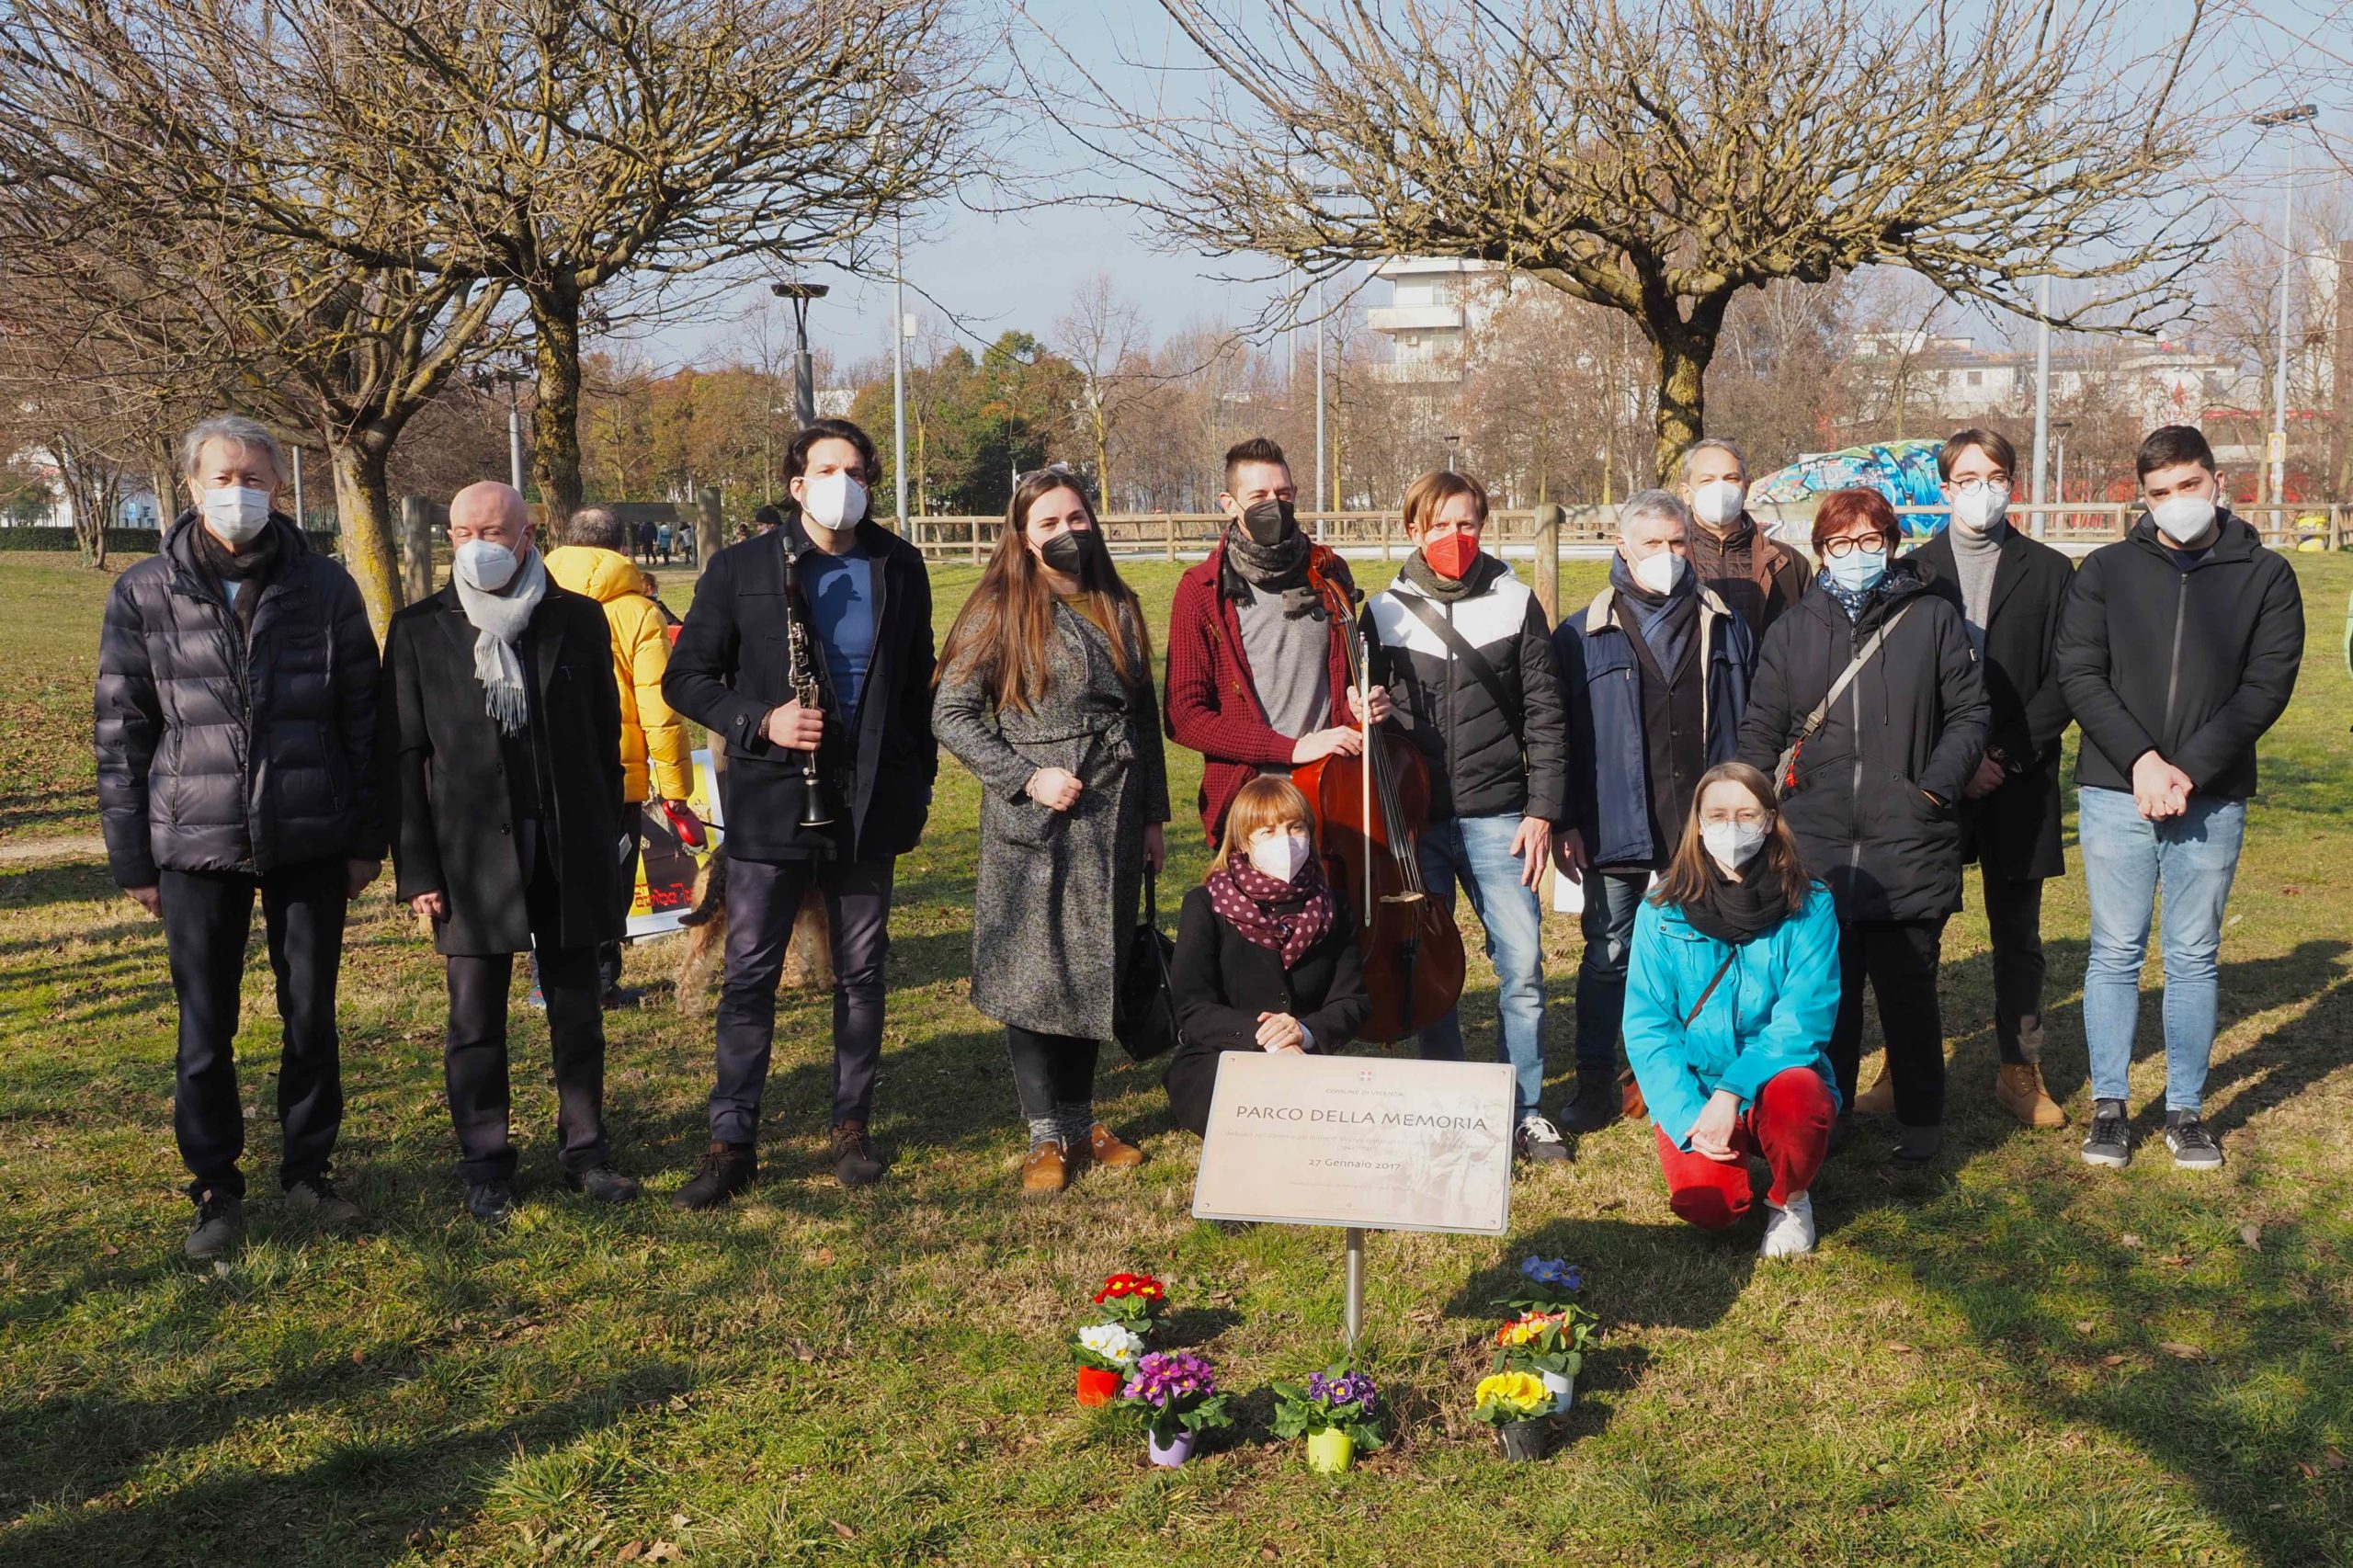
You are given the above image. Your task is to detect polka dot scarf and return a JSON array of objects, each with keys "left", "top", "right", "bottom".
[{"left": 1206, "top": 856, "right": 1335, "bottom": 970}]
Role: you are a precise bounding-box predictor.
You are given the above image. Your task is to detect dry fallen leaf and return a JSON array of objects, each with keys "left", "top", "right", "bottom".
[
  {"left": 2101, "top": 1354, "right": 2129, "bottom": 1367},
  {"left": 1885, "top": 1343, "right": 1916, "bottom": 1354},
  {"left": 809, "top": 1247, "right": 835, "bottom": 1267},
  {"left": 831, "top": 1520, "right": 857, "bottom": 1541},
  {"left": 2325, "top": 1447, "right": 2347, "bottom": 1471},
  {"left": 617, "top": 1544, "right": 643, "bottom": 1563},
  {"left": 2073, "top": 1321, "right": 2096, "bottom": 1334},
  {"left": 2157, "top": 1341, "right": 2207, "bottom": 1361},
  {"left": 2239, "top": 1223, "right": 2262, "bottom": 1250},
  {"left": 646, "top": 1545, "right": 681, "bottom": 1564},
  {"left": 2120, "top": 1233, "right": 2143, "bottom": 1248}
]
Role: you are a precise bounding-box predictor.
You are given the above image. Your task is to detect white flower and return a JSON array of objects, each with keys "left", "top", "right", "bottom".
[{"left": 1077, "top": 1323, "right": 1143, "bottom": 1366}]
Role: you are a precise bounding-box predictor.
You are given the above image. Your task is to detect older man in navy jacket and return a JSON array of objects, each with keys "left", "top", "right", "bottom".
[{"left": 1553, "top": 488, "right": 1756, "bottom": 1134}]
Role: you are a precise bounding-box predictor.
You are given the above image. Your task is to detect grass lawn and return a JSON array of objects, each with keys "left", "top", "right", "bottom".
[{"left": 3, "top": 548, "right": 2350, "bottom": 1567}]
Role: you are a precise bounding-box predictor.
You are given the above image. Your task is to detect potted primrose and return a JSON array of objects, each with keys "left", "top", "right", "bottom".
[
  {"left": 1073, "top": 1321, "right": 1144, "bottom": 1407},
  {"left": 1092, "top": 1271, "right": 1168, "bottom": 1334},
  {"left": 1493, "top": 1256, "right": 1598, "bottom": 1415},
  {"left": 1120, "top": 1352, "right": 1232, "bottom": 1467},
  {"left": 1270, "top": 1364, "right": 1383, "bottom": 1475},
  {"left": 1472, "top": 1370, "right": 1555, "bottom": 1462}
]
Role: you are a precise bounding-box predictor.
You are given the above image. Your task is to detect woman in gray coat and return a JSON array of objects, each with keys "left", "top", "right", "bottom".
[{"left": 934, "top": 468, "right": 1170, "bottom": 1196}]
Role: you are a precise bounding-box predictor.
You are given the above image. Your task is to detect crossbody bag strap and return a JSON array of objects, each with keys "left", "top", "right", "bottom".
[
  {"left": 1684, "top": 948, "right": 1740, "bottom": 1028},
  {"left": 1393, "top": 590, "right": 1524, "bottom": 750},
  {"left": 1775, "top": 601, "right": 1915, "bottom": 789}
]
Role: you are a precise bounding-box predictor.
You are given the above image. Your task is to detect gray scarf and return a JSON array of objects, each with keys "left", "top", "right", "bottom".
[{"left": 451, "top": 547, "right": 548, "bottom": 735}]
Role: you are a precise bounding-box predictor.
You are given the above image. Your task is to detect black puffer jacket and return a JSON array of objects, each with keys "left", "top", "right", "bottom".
[
  {"left": 1735, "top": 563, "right": 1989, "bottom": 923},
  {"left": 94, "top": 514, "right": 382, "bottom": 888},
  {"left": 1364, "top": 554, "right": 1570, "bottom": 824},
  {"left": 2055, "top": 512, "right": 2303, "bottom": 799}
]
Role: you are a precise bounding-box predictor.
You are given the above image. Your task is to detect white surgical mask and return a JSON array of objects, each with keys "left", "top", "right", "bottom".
[
  {"left": 1246, "top": 828, "right": 1312, "bottom": 882},
  {"left": 199, "top": 486, "right": 272, "bottom": 548},
  {"left": 1691, "top": 479, "right": 1746, "bottom": 528},
  {"left": 1630, "top": 550, "right": 1686, "bottom": 596},
  {"left": 2148, "top": 493, "right": 2216, "bottom": 548},
  {"left": 453, "top": 539, "right": 520, "bottom": 592},
  {"left": 801, "top": 472, "right": 868, "bottom": 531},
  {"left": 1701, "top": 819, "right": 1769, "bottom": 871},
  {"left": 1949, "top": 482, "right": 2009, "bottom": 535}
]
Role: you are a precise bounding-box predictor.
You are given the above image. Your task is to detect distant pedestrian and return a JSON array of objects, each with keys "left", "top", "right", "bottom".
[
  {"left": 2055, "top": 425, "right": 2303, "bottom": 1172},
  {"left": 655, "top": 520, "right": 675, "bottom": 564},
  {"left": 95, "top": 413, "right": 382, "bottom": 1259}
]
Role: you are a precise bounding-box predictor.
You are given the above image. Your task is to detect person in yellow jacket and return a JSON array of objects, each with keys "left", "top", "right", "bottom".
[{"left": 546, "top": 506, "right": 697, "bottom": 1004}]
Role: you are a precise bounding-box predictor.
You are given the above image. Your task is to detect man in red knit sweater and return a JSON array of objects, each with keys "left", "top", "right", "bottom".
[{"left": 1164, "top": 437, "right": 1391, "bottom": 842}]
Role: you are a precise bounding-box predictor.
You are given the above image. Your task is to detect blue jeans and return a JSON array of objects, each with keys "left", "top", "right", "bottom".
[
  {"left": 1573, "top": 870, "right": 1648, "bottom": 1074},
  {"left": 2077, "top": 786, "right": 2245, "bottom": 1112},
  {"left": 1416, "top": 813, "right": 1549, "bottom": 1120}
]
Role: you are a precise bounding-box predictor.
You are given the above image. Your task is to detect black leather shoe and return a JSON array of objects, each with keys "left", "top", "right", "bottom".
[
  {"left": 1559, "top": 1067, "right": 1621, "bottom": 1135},
  {"left": 831, "top": 1122, "right": 885, "bottom": 1189},
  {"left": 672, "top": 1142, "right": 756, "bottom": 1210},
  {"left": 563, "top": 1164, "right": 641, "bottom": 1203},
  {"left": 465, "top": 1182, "right": 515, "bottom": 1225},
  {"left": 183, "top": 1188, "right": 244, "bottom": 1260}
]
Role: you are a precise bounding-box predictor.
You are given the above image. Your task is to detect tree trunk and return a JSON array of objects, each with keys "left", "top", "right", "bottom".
[
  {"left": 530, "top": 286, "right": 585, "bottom": 533},
  {"left": 328, "top": 436, "right": 405, "bottom": 642},
  {"left": 1645, "top": 295, "right": 1729, "bottom": 487}
]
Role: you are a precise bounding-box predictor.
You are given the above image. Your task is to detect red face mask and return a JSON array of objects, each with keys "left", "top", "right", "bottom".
[{"left": 1422, "top": 529, "right": 1480, "bottom": 580}]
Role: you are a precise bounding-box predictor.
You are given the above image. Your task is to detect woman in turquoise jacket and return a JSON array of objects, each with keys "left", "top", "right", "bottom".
[{"left": 1624, "top": 761, "right": 1841, "bottom": 1257}]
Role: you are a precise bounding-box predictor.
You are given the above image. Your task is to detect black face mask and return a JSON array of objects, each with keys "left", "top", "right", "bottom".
[
  {"left": 1240, "top": 498, "right": 1296, "bottom": 546},
  {"left": 1039, "top": 528, "right": 1096, "bottom": 577}
]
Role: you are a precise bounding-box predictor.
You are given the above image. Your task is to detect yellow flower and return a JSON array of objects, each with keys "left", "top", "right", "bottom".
[{"left": 1473, "top": 1371, "right": 1548, "bottom": 1413}]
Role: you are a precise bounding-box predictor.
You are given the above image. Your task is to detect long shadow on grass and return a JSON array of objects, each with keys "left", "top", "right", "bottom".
[
  {"left": 0, "top": 1358, "right": 693, "bottom": 1568},
  {"left": 1843, "top": 971, "right": 2353, "bottom": 1568},
  {"left": 0, "top": 858, "right": 120, "bottom": 914}
]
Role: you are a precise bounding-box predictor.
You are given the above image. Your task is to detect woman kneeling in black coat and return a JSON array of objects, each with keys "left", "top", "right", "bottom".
[{"left": 1165, "top": 776, "right": 1369, "bottom": 1134}]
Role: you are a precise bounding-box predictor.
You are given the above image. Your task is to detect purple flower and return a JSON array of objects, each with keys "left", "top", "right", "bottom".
[
  {"left": 1520, "top": 1256, "right": 1585, "bottom": 1291},
  {"left": 1306, "top": 1368, "right": 1378, "bottom": 1413},
  {"left": 1122, "top": 1351, "right": 1219, "bottom": 1411}
]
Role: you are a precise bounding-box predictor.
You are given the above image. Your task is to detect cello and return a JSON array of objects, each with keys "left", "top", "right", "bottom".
[{"left": 1291, "top": 562, "right": 1466, "bottom": 1042}]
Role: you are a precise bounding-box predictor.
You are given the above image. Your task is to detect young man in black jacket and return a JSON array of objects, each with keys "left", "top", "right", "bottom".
[
  {"left": 2055, "top": 425, "right": 2303, "bottom": 1172},
  {"left": 663, "top": 418, "right": 938, "bottom": 1202},
  {"left": 1365, "top": 469, "right": 1571, "bottom": 1162},
  {"left": 1909, "top": 428, "right": 2076, "bottom": 1131},
  {"left": 383, "top": 483, "right": 640, "bottom": 1224},
  {"left": 96, "top": 415, "right": 382, "bottom": 1259}
]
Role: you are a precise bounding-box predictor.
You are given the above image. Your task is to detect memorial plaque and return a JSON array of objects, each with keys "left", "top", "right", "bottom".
[{"left": 1191, "top": 1053, "right": 1515, "bottom": 1234}]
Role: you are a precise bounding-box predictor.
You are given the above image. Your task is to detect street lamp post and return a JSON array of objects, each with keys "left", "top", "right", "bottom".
[
  {"left": 2030, "top": 274, "right": 2052, "bottom": 536},
  {"left": 892, "top": 216, "right": 911, "bottom": 529},
  {"left": 1443, "top": 434, "right": 1461, "bottom": 472},
  {"left": 2252, "top": 104, "right": 2318, "bottom": 512},
  {"left": 769, "top": 280, "right": 832, "bottom": 428},
  {"left": 2051, "top": 417, "right": 2074, "bottom": 522}
]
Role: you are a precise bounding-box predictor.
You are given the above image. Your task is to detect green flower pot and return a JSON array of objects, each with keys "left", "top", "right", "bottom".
[{"left": 1305, "top": 1428, "right": 1356, "bottom": 1474}]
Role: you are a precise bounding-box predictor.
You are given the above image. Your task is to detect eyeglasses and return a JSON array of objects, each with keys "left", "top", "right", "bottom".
[
  {"left": 1820, "top": 534, "right": 1889, "bottom": 559},
  {"left": 1700, "top": 809, "right": 1771, "bottom": 827},
  {"left": 1949, "top": 478, "right": 2010, "bottom": 497},
  {"left": 1016, "top": 462, "right": 1078, "bottom": 486}
]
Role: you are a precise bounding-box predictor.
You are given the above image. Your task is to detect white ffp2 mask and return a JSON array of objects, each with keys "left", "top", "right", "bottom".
[
  {"left": 801, "top": 472, "right": 868, "bottom": 531},
  {"left": 1246, "top": 829, "right": 1312, "bottom": 882},
  {"left": 1631, "top": 551, "right": 1686, "bottom": 596},
  {"left": 2149, "top": 494, "right": 2216, "bottom": 548},
  {"left": 1691, "top": 480, "right": 1746, "bottom": 528},
  {"left": 453, "top": 540, "right": 520, "bottom": 592},
  {"left": 1701, "top": 820, "right": 1768, "bottom": 870}
]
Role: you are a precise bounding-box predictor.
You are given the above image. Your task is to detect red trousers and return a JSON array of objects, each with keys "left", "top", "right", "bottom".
[{"left": 1653, "top": 1067, "right": 1834, "bottom": 1231}]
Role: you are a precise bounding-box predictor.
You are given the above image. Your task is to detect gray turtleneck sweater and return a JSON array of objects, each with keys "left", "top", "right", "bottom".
[{"left": 1949, "top": 519, "right": 2006, "bottom": 655}]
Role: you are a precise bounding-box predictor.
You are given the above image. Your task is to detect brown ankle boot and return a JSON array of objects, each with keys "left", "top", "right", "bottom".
[
  {"left": 1852, "top": 1067, "right": 1897, "bottom": 1117},
  {"left": 830, "top": 1121, "right": 884, "bottom": 1188},
  {"left": 1087, "top": 1123, "right": 1144, "bottom": 1169},
  {"left": 1995, "top": 1062, "right": 2068, "bottom": 1129},
  {"left": 1022, "top": 1140, "right": 1071, "bottom": 1196}
]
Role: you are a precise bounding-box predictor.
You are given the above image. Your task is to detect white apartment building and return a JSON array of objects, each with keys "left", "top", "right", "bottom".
[{"left": 1366, "top": 257, "right": 1531, "bottom": 382}]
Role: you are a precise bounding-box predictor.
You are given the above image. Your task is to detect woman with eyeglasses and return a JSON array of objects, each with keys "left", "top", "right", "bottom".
[
  {"left": 1622, "top": 762, "right": 1840, "bottom": 1256},
  {"left": 933, "top": 468, "right": 1170, "bottom": 1196},
  {"left": 1734, "top": 487, "right": 1988, "bottom": 1168}
]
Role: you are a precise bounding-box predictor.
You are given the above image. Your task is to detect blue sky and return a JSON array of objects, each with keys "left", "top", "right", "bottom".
[{"left": 646, "top": 0, "right": 2340, "bottom": 375}]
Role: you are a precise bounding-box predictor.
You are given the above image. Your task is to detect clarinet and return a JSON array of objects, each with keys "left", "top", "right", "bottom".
[{"left": 780, "top": 546, "right": 837, "bottom": 830}]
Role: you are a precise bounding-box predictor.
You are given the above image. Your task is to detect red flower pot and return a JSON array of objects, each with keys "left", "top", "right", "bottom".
[{"left": 1076, "top": 1366, "right": 1123, "bottom": 1406}]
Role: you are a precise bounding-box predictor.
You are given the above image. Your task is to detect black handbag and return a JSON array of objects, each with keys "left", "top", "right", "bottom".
[{"left": 1113, "top": 868, "right": 1182, "bottom": 1062}]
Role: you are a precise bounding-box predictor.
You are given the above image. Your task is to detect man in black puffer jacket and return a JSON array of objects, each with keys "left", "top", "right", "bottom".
[
  {"left": 2055, "top": 425, "right": 2303, "bottom": 1175},
  {"left": 94, "top": 415, "right": 382, "bottom": 1260},
  {"left": 1365, "top": 469, "right": 1571, "bottom": 1163}
]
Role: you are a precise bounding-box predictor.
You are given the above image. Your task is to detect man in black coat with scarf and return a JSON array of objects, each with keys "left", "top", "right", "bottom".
[
  {"left": 1910, "top": 428, "right": 2075, "bottom": 1131},
  {"left": 382, "top": 482, "right": 638, "bottom": 1222},
  {"left": 96, "top": 415, "right": 382, "bottom": 1260},
  {"left": 662, "top": 418, "right": 938, "bottom": 1203}
]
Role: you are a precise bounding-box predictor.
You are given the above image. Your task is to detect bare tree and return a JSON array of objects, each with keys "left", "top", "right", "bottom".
[
  {"left": 1051, "top": 273, "right": 1152, "bottom": 507},
  {"left": 1058, "top": 0, "right": 2215, "bottom": 483}
]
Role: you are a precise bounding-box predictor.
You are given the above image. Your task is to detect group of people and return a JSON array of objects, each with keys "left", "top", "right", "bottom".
[{"left": 95, "top": 408, "right": 2304, "bottom": 1262}]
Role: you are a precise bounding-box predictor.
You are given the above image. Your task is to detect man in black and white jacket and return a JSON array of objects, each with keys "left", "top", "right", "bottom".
[{"left": 1365, "top": 469, "right": 1571, "bottom": 1161}]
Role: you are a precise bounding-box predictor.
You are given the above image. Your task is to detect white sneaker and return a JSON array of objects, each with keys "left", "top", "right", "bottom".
[
  {"left": 1514, "top": 1114, "right": 1570, "bottom": 1164},
  {"left": 1758, "top": 1191, "right": 1816, "bottom": 1258}
]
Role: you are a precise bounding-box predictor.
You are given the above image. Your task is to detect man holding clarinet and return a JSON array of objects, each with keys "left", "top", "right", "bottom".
[{"left": 663, "top": 418, "right": 939, "bottom": 1203}]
